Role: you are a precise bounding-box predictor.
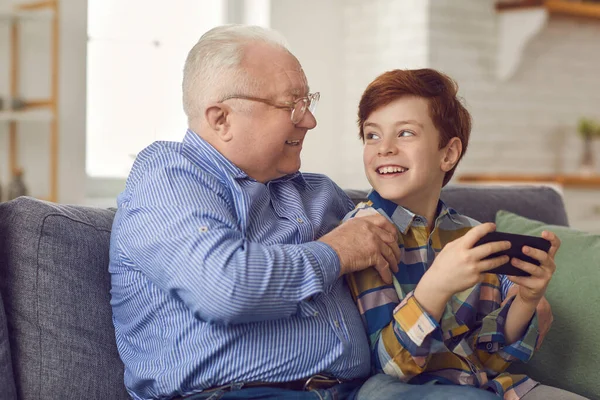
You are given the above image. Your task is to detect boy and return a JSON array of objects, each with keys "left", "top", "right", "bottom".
[{"left": 345, "top": 69, "right": 581, "bottom": 400}]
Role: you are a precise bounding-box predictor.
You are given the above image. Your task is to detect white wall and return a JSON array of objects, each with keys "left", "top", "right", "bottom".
[
  {"left": 340, "top": 0, "right": 430, "bottom": 189},
  {"left": 428, "top": 0, "right": 600, "bottom": 177},
  {"left": 0, "top": 0, "right": 87, "bottom": 204},
  {"left": 274, "top": 0, "right": 600, "bottom": 190},
  {"left": 2, "top": 0, "right": 599, "bottom": 203},
  {"left": 271, "top": 0, "right": 430, "bottom": 190},
  {"left": 270, "top": 0, "right": 347, "bottom": 184}
]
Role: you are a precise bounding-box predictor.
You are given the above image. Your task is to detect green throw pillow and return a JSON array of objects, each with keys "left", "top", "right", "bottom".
[{"left": 496, "top": 210, "right": 600, "bottom": 399}]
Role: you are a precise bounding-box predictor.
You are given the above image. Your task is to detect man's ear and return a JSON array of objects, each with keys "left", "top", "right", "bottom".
[
  {"left": 205, "top": 103, "right": 233, "bottom": 142},
  {"left": 441, "top": 137, "right": 462, "bottom": 172}
]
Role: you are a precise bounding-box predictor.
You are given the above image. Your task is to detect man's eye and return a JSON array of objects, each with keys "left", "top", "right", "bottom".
[
  {"left": 399, "top": 130, "right": 414, "bottom": 137},
  {"left": 365, "top": 132, "right": 380, "bottom": 140}
]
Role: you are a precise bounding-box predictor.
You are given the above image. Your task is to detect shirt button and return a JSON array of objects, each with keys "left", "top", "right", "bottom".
[
  {"left": 334, "top": 320, "right": 340, "bottom": 328},
  {"left": 199, "top": 226, "right": 209, "bottom": 233},
  {"left": 296, "top": 217, "right": 304, "bottom": 223},
  {"left": 313, "top": 311, "right": 319, "bottom": 317}
]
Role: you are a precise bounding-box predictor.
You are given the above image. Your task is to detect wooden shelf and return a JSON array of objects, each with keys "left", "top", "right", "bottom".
[
  {"left": 0, "top": 5, "right": 53, "bottom": 21},
  {"left": 496, "top": 1, "right": 600, "bottom": 19},
  {"left": 546, "top": 0, "right": 600, "bottom": 18},
  {"left": 458, "top": 173, "right": 600, "bottom": 189},
  {"left": 1, "top": 0, "right": 59, "bottom": 202},
  {"left": 0, "top": 109, "right": 53, "bottom": 122}
]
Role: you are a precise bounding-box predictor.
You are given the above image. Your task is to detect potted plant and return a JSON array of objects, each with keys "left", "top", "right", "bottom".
[{"left": 577, "top": 117, "right": 600, "bottom": 175}]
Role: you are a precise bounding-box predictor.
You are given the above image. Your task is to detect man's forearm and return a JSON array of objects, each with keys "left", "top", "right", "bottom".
[{"left": 504, "top": 294, "right": 537, "bottom": 344}]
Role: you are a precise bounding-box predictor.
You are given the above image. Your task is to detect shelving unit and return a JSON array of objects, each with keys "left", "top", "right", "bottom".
[
  {"left": 496, "top": 0, "right": 600, "bottom": 19},
  {"left": 494, "top": 1, "right": 600, "bottom": 80},
  {"left": 457, "top": 173, "right": 600, "bottom": 233},
  {"left": 458, "top": 173, "right": 600, "bottom": 189},
  {"left": 1, "top": 0, "right": 59, "bottom": 202}
]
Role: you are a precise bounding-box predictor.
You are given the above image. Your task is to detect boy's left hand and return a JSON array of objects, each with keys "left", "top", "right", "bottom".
[{"left": 507, "top": 231, "right": 560, "bottom": 306}]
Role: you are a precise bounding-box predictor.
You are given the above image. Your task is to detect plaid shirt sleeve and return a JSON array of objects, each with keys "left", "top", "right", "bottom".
[
  {"left": 475, "top": 294, "right": 540, "bottom": 376},
  {"left": 347, "top": 268, "right": 442, "bottom": 381}
]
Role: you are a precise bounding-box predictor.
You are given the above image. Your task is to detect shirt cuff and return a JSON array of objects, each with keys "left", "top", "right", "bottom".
[
  {"left": 477, "top": 296, "right": 539, "bottom": 362},
  {"left": 499, "top": 312, "right": 539, "bottom": 362},
  {"left": 301, "top": 241, "right": 341, "bottom": 290},
  {"left": 392, "top": 291, "right": 440, "bottom": 356}
]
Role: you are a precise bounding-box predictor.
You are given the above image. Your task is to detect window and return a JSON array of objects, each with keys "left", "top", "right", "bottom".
[{"left": 86, "top": 0, "right": 226, "bottom": 179}]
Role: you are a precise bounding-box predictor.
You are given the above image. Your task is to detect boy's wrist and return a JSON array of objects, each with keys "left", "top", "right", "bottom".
[
  {"left": 414, "top": 275, "right": 452, "bottom": 321},
  {"left": 514, "top": 292, "right": 540, "bottom": 311}
]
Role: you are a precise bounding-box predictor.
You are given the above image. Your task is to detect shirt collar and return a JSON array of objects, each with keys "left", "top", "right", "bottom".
[
  {"left": 183, "top": 129, "right": 308, "bottom": 188},
  {"left": 366, "top": 190, "right": 463, "bottom": 234}
]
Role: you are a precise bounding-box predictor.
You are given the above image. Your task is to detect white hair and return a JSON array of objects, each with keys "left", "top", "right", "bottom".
[{"left": 182, "top": 24, "right": 291, "bottom": 121}]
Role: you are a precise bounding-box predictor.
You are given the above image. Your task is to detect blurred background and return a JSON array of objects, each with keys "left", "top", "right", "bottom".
[{"left": 0, "top": 0, "right": 599, "bottom": 232}]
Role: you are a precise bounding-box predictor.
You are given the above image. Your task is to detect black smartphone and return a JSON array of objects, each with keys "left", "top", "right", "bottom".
[{"left": 474, "top": 231, "right": 551, "bottom": 276}]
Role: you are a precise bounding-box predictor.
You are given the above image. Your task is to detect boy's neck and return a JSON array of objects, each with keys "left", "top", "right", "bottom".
[{"left": 393, "top": 190, "right": 442, "bottom": 232}]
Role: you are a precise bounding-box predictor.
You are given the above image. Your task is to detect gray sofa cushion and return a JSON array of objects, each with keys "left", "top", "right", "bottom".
[
  {"left": 0, "top": 186, "right": 570, "bottom": 399},
  {"left": 346, "top": 185, "right": 569, "bottom": 226},
  {"left": 0, "top": 197, "right": 128, "bottom": 400},
  {"left": 0, "top": 295, "right": 17, "bottom": 400},
  {"left": 440, "top": 185, "right": 569, "bottom": 226}
]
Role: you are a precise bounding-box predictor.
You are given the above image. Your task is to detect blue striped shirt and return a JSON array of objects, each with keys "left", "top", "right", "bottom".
[{"left": 109, "top": 130, "right": 371, "bottom": 400}]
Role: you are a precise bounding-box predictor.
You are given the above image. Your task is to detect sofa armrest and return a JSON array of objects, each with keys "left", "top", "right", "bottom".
[{"left": 0, "top": 295, "right": 17, "bottom": 400}]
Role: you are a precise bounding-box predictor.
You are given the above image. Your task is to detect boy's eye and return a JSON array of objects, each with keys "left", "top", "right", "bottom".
[
  {"left": 365, "top": 132, "right": 380, "bottom": 140},
  {"left": 399, "top": 130, "right": 414, "bottom": 137}
]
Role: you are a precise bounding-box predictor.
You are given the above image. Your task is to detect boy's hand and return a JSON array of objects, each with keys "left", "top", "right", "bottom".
[
  {"left": 415, "top": 223, "right": 511, "bottom": 320},
  {"left": 507, "top": 231, "right": 560, "bottom": 307},
  {"left": 420, "top": 223, "right": 512, "bottom": 297}
]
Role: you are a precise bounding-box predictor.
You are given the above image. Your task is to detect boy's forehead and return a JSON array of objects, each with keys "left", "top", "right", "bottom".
[{"left": 367, "top": 96, "right": 431, "bottom": 122}]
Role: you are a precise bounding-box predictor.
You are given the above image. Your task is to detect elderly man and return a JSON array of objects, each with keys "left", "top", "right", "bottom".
[
  {"left": 109, "top": 25, "right": 548, "bottom": 400},
  {"left": 109, "top": 24, "right": 401, "bottom": 400}
]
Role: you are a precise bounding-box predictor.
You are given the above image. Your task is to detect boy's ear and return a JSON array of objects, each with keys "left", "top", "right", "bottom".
[
  {"left": 441, "top": 137, "right": 462, "bottom": 172},
  {"left": 205, "top": 103, "right": 233, "bottom": 142}
]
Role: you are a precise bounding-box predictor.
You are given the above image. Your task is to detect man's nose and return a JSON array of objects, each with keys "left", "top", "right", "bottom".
[{"left": 296, "top": 110, "right": 317, "bottom": 129}]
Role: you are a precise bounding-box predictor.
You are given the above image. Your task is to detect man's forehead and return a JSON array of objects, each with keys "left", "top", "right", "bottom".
[{"left": 272, "top": 68, "right": 309, "bottom": 96}]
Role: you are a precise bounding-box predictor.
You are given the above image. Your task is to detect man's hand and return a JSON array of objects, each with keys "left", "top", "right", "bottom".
[
  {"left": 319, "top": 213, "right": 400, "bottom": 284},
  {"left": 508, "top": 231, "right": 560, "bottom": 308},
  {"left": 506, "top": 286, "right": 553, "bottom": 349}
]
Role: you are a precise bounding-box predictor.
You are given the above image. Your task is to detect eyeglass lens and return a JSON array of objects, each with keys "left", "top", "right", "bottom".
[{"left": 291, "top": 94, "right": 319, "bottom": 124}]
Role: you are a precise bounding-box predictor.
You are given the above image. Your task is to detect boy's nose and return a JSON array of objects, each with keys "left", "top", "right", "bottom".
[{"left": 378, "top": 140, "right": 397, "bottom": 156}]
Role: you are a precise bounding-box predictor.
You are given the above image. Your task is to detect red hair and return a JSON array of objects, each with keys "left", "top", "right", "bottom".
[{"left": 358, "top": 69, "right": 471, "bottom": 187}]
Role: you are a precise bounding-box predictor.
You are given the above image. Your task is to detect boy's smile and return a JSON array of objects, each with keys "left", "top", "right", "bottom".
[
  {"left": 362, "top": 96, "right": 451, "bottom": 220},
  {"left": 376, "top": 165, "right": 408, "bottom": 175}
]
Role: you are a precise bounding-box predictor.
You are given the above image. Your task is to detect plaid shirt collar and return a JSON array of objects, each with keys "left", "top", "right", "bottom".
[{"left": 366, "top": 189, "right": 463, "bottom": 234}]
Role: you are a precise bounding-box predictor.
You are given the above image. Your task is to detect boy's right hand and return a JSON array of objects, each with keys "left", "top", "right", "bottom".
[{"left": 415, "top": 223, "right": 511, "bottom": 319}]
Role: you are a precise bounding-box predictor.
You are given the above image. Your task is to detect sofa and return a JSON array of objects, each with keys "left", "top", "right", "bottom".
[{"left": 0, "top": 185, "right": 597, "bottom": 400}]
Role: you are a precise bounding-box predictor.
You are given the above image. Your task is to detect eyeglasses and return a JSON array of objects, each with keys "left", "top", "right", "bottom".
[{"left": 220, "top": 92, "right": 320, "bottom": 125}]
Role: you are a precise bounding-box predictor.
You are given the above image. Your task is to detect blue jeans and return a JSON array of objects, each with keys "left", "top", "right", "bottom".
[
  {"left": 180, "top": 374, "right": 501, "bottom": 400},
  {"left": 356, "top": 374, "right": 501, "bottom": 400},
  {"left": 181, "top": 381, "right": 362, "bottom": 400}
]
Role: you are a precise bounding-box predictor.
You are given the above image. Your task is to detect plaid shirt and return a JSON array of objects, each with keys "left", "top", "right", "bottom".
[{"left": 345, "top": 190, "right": 540, "bottom": 399}]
